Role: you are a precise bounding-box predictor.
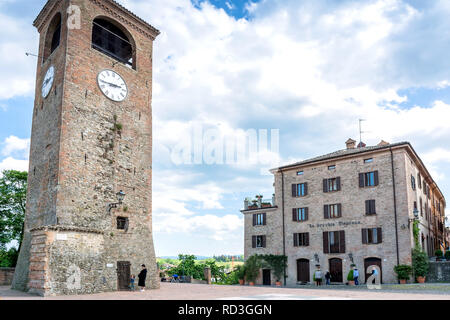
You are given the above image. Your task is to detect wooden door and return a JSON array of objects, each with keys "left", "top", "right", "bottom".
[
  {"left": 364, "top": 257, "right": 382, "bottom": 284},
  {"left": 329, "top": 258, "right": 343, "bottom": 283},
  {"left": 297, "top": 259, "right": 310, "bottom": 283},
  {"left": 262, "top": 269, "right": 271, "bottom": 285},
  {"left": 117, "top": 261, "right": 131, "bottom": 290}
]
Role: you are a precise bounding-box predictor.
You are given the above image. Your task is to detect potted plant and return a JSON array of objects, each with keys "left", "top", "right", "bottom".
[
  {"left": 244, "top": 255, "right": 261, "bottom": 286},
  {"left": 347, "top": 269, "right": 355, "bottom": 285},
  {"left": 435, "top": 250, "right": 443, "bottom": 261},
  {"left": 393, "top": 265, "right": 412, "bottom": 284},
  {"left": 445, "top": 251, "right": 450, "bottom": 261},
  {"left": 412, "top": 248, "right": 429, "bottom": 283},
  {"left": 235, "top": 265, "right": 246, "bottom": 285}
]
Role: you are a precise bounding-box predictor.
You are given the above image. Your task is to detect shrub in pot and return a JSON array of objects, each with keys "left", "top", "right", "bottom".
[
  {"left": 445, "top": 251, "right": 450, "bottom": 260},
  {"left": 412, "top": 248, "right": 429, "bottom": 283},
  {"left": 435, "top": 250, "right": 443, "bottom": 261},
  {"left": 235, "top": 265, "right": 246, "bottom": 285},
  {"left": 394, "top": 265, "right": 412, "bottom": 284},
  {"left": 244, "top": 255, "right": 261, "bottom": 286},
  {"left": 347, "top": 269, "right": 355, "bottom": 285}
]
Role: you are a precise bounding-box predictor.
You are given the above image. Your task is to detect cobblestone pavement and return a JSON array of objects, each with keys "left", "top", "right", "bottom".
[{"left": 1, "top": 282, "right": 449, "bottom": 300}]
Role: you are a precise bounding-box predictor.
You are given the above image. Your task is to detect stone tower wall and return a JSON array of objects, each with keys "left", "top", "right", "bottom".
[{"left": 13, "top": 0, "right": 159, "bottom": 295}]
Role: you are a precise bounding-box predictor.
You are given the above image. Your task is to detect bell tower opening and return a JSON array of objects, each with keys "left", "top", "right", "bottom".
[
  {"left": 92, "top": 17, "right": 136, "bottom": 69},
  {"left": 43, "top": 12, "right": 61, "bottom": 63}
]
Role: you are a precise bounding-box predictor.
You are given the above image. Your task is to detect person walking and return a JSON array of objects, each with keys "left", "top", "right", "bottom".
[
  {"left": 325, "top": 270, "right": 331, "bottom": 285},
  {"left": 314, "top": 266, "right": 323, "bottom": 286},
  {"left": 138, "top": 264, "right": 147, "bottom": 292},
  {"left": 353, "top": 267, "right": 359, "bottom": 286}
]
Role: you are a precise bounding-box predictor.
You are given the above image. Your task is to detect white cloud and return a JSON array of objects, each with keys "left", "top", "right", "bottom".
[
  {"left": 1, "top": 135, "right": 30, "bottom": 158},
  {"left": 0, "top": 157, "right": 28, "bottom": 174},
  {"left": 0, "top": 12, "right": 37, "bottom": 99}
]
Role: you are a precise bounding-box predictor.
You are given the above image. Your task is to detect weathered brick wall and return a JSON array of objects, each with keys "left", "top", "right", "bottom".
[
  {"left": 0, "top": 268, "right": 15, "bottom": 286},
  {"left": 427, "top": 261, "right": 450, "bottom": 283},
  {"left": 13, "top": 0, "right": 159, "bottom": 295}
]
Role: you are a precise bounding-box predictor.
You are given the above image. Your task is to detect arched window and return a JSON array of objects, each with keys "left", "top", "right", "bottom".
[
  {"left": 43, "top": 13, "right": 62, "bottom": 62},
  {"left": 92, "top": 17, "right": 135, "bottom": 69}
]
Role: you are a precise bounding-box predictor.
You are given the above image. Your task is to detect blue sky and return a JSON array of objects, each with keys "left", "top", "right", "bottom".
[{"left": 1, "top": 0, "right": 449, "bottom": 256}]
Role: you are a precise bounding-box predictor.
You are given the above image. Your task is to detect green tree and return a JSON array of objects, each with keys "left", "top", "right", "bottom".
[
  {"left": 0, "top": 170, "right": 27, "bottom": 250},
  {"left": 0, "top": 170, "right": 27, "bottom": 268}
]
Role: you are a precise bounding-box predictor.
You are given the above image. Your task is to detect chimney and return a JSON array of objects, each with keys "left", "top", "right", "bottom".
[
  {"left": 346, "top": 138, "right": 356, "bottom": 149},
  {"left": 357, "top": 141, "right": 366, "bottom": 148},
  {"left": 244, "top": 198, "right": 249, "bottom": 210},
  {"left": 377, "top": 140, "right": 389, "bottom": 146},
  {"left": 272, "top": 193, "right": 276, "bottom": 206}
]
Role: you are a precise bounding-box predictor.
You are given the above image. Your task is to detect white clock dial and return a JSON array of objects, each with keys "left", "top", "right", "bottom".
[
  {"left": 97, "top": 70, "right": 128, "bottom": 102},
  {"left": 42, "top": 65, "right": 55, "bottom": 98}
]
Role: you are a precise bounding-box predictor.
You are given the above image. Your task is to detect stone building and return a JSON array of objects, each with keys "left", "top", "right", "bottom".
[
  {"left": 242, "top": 139, "right": 446, "bottom": 285},
  {"left": 12, "top": 0, "right": 159, "bottom": 296}
]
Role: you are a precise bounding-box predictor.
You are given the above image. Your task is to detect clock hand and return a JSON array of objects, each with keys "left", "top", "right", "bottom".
[{"left": 100, "top": 79, "right": 122, "bottom": 89}]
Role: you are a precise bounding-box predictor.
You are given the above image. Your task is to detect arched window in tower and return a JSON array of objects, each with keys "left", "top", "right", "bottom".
[
  {"left": 92, "top": 17, "right": 136, "bottom": 69},
  {"left": 43, "top": 13, "right": 62, "bottom": 62}
]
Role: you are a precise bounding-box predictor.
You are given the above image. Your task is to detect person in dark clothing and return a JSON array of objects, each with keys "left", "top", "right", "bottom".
[
  {"left": 325, "top": 270, "right": 331, "bottom": 285},
  {"left": 138, "top": 264, "right": 147, "bottom": 292}
]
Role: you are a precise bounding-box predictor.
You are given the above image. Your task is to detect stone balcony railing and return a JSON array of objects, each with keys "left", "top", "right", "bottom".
[{"left": 243, "top": 195, "right": 276, "bottom": 210}]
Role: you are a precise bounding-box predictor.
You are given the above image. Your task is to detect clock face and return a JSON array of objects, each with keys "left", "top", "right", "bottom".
[
  {"left": 42, "top": 65, "right": 55, "bottom": 98},
  {"left": 97, "top": 70, "right": 128, "bottom": 102}
]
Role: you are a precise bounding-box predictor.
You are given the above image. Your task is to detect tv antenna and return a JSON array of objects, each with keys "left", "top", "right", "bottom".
[{"left": 359, "top": 119, "right": 367, "bottom": 146}]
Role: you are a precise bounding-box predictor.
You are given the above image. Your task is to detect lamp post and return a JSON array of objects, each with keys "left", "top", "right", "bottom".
[
  {"left": 408, "top": 208, "right": 419, "bottom": 229},
  {"left": 108, "top": 190, "right": 126, "bottom": 212}
]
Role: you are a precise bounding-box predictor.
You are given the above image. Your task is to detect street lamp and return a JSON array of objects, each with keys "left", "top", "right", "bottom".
[
  {"left": 408, "top": 208, "right": 419, "bottom": 229},
  {"left": 108, "top": 190, "right": 126, "bottom": 212}
]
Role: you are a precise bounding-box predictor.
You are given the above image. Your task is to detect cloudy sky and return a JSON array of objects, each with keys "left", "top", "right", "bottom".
[{"left": 0, "top": 0, "right": 449, "bottom": 256}]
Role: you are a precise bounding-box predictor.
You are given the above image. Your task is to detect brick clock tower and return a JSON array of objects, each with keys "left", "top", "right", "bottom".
[{"left": 12, "top": 0, "right": 160, "bottom": 296}]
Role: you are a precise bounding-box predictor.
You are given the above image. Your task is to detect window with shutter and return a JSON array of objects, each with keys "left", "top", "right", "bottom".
[
  {"left": 377, "top": 227, "right": 382, "bottom": 243},
  {"left": 252, "top": 214, "right": 257, "bottom": 226},
  {"left": 292, "top": 208, "right": 297, "bottom": 221},
  {"left": 262, "top": 235, "right": 266, "bottom": 248},
  {"left": 359, "top": 173, "right": 364, "bottom": 187},
  {"left": 323, "top": 232, "right": 329, "bottom": 253},
  {"left": 362, "top": 228, "right": 368, "bottom": 244},
  {"left": 293, "top": 233, "right": 298, "bottom": 247},
  {"left": 374, "top": 171, "right": 379, "bottom": 186},
  {"left": 324, "top": 205, "right": 329, "bottom": 219},
  {"left": 252, "top": 236, "right": 256, "bottom": 248},
  {"left": 339, "top": 231, "right": 345, "bottom": 253},
  {"left": 323, "top": 179, "right": 328, "bottom": 193},
  {"left": 263, "top": 213, "right": 266, "bottom": 225},
  {"left": 365, "top": 200, "right": 376, "bottom": 215},
  {"left": 336, "top": 177, "right": 341, "bottom": 191}
]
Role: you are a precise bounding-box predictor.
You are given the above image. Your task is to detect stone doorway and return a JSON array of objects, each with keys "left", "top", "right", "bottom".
[
  {"left": 117, "top": 261, "right": 131, "bottom": 291},
  {"left": 329, "top": 258, "right": 343, "bottom": 283}
]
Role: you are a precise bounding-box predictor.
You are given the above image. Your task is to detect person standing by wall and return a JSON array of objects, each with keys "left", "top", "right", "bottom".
[
  {"left": 314, "top": 266, "right": 323, "bottom": 286},
  {"left": 325, "top": 270, "right": 331, "bottom": 285},
  {"left": 353, "top": 267, "right": 359, "bottom": 286},
  {"left": 138, "top": 264, "right": 147, "bottom": 292}
]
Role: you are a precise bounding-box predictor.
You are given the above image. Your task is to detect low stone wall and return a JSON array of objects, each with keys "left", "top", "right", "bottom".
[
  {"left": 0, "top": 268, "right": 15, "bottom": 286},
  {"left": 427, "top": 261, "right": 450, "bottom": 283}
]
